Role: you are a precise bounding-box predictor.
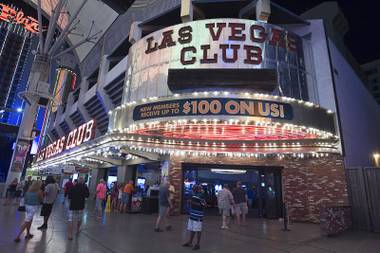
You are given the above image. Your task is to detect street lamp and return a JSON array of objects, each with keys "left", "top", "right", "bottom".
[{"left": 373, "top": 153, "right": 380, "bottom": 167}]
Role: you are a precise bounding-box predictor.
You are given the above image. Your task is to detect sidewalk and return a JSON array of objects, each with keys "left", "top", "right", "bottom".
[{"left": 0, "top": 201, "right": 379, "bottom": 253}]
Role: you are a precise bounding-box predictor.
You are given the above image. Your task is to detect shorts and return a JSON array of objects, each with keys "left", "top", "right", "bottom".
[
  {"left": 159, "top": 205, "right": 169, "bottom": 217},
  {"left": 25, "top": 205, "right": 38, "bottom": 222},
  {"left": 122, "top": 193, "right": 130, "bottom": 204},
  {"left": 235, "top": 202, "right": 248, "bottom": 215},
  {"left": 187, "top": 219, "right": 202, "bottom": 232},
  {"left": 219, "top": 207, "right": 231, "bottom": 217},
  {"left": 40, "top": 203, "right": 53, "bottom": 216},
  {"left": 68, "top": 210, "right": 83, "bottom": 222}
]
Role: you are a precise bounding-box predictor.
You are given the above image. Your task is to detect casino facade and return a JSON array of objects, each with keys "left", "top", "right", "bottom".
[{"left": 31, "top": 0, "right": 380, "bottom": 222}]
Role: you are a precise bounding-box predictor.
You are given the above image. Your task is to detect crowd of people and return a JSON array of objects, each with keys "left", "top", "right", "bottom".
[{"left": 4, "top": 176, "right": 249, "bottom": 251}]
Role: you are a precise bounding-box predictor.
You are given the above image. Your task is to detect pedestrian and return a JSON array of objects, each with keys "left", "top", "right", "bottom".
[
  {"left": 38, "top": 176, "right": 59, "bottom": 230},
  {"left": 4, "top": 178, "right": 18, "bottom": 205},
  {"left": 168, "top": 182, "right": 176, "bottom": 215},
  {"left": 63, "top": 178, "right": 74, "bottom": 204},
  {"left": 110, "top": 182, "right": 119, "bottom": 211},
  {"left": 121, "top": 180, "right": 134, "bottom": 213},
  {"left": 217, "top": 184, "right": 235, "bottom": 229},
  {"left": 95, "top": 179, "right": 107, "bottom": 218},
  {"left": 14, "top": 180, "right": 43, "bottom": 242},
  {"left": 182, "top": 185, "right": 206, "bottom": 251},
  {"left": 23, "top": 176, "right": 33, "bottom": 194},
  {"left": 154, "top": 181, "right": 173, "bottom": 232},
  {"left": 67, "top": 177, "right": 89, "bottom": 240},
  {"left": 117, "top": 183, "right": 124, "bottom": 212},
  {"left": 15, "top": 180, "right": 24, "bottom": 203},
  {"left": 232, "top": 181, "right": 248, "bottom": 225},
  {"left": 19, "top": 176, "right": 32, "bottom": 212}
]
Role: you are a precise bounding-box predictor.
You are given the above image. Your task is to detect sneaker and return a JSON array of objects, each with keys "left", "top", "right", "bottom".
[
  {"left": 37, "top": 224, "right": 47, "bottom": 230},
  {"left": 154, "top": 228, "right": 163, "bottom": 232},
  {"left": 192, "top": 245, "right": 200, "bottom": 251},
  {"left": 182, "top": 242, "right": 193, "bottom": 247},
  {"left": 165, "top": 225, "right": 172, "bottom": 231}
]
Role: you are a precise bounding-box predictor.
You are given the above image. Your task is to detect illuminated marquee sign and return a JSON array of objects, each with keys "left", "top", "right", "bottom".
[
  {"left": 37, "top": 119, "right": 96, "bottom": 162},
  {"left": 133, "top": 98, "right": 293, "bottom": 121},
  {"left": 0, "top": 3, "right": 39, "bottom": 33},
  {"left": 144, "top": 20, "right": 298, "bottom": 66}
]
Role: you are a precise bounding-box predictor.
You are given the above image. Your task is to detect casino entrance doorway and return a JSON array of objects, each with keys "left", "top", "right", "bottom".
[{"left": 182, "top": 164, "right": 283, "bottom": 219}]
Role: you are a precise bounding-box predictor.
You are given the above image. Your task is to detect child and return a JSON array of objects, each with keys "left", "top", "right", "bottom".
[{"left": 182, "top": 185, "right": 206, "bottom": 251}]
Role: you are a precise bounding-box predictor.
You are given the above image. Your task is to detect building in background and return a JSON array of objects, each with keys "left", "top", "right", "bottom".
[
  {"left": 31, "top": 0, "right": 380, "bottom": 223},
  {"left": 361, "top": 59, "right": 380, "bottom": 104},
  {"left": 0, "top": 3, "right": 40, "bottom": 182}
]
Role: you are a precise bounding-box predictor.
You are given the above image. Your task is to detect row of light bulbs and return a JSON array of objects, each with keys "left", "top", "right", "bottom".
[{"left": 108, "top": 91, "right": 334, "bottom": 115}]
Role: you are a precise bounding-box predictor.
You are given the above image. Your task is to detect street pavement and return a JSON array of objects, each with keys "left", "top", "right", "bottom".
[{"left": 0, "top": 197, "right": 379, "bottom": 253}]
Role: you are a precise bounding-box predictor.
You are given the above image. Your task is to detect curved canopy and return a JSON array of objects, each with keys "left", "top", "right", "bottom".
[{"left": 29, "top": 0, "right": 119, "bottom": 61}]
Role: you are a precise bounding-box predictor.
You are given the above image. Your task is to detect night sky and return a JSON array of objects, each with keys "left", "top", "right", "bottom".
[
  {"left": 271, "top": 0, "right": 379, "bottom": 64},
  {"left": 1, "top": 0, "right": 378, "bottom": 64}
]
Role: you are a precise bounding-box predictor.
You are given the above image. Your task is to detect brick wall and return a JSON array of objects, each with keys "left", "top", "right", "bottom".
[{"left": 168, "top": 154, "right": 348, "bottom": 223}]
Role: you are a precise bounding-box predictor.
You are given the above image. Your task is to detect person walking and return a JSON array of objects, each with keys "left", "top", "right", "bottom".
[
  {"left": 121, "top": 180, "right": 134, "bottom": 213},
  {"left": 110, "top": 182, "right": 119, "bottom": 211},
  {"left": 117, "top": 183, "right": 124, "bottom": 212},
  {"left": 15, "top": 180, "right": 23, "bottom": 203},
  {"left": 154, "top": 181, "right": 172, "bottom": 232},
  {"left": 38, "top": 176, "right": 59, "bottom": 230},
  {"left": 23, "top": 176, "right": 33, "bottom": 194},
  {"left": 67, "top": 177, "right": 89, "bottom": 240},
  {"left": 232, "top": 181, "right": 248, "bottom": 225},
  {"left": 4, "top": 178, "right": 18, "bottom": 205},
  {"left": 95, "top": 179, "right": 107, "bottom": 218},
  {"left": 14, "top": 181, "right": 43, "bottom": 242},
  {"left": 63, "top": 178, "right": 74, "bottom": 204},
  {"left": 19, "top": 176, "right": 33, "bottom": 211},
  {"left": 217, "top": 184, "right": 235, "bottom": 229},
  {"left": 182, "top": 185, "right": 206, "bottom": 251}
]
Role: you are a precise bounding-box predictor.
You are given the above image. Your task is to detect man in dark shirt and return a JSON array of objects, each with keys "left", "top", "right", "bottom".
[
  {"left": 232, "top": 181, "right": 248, "bottom": 225},
  {"left": 67, "top": 177, "right": 89, "bottom": 240},
  {"left": 63, "top": 179, "right": 74, "bottom": 204},
  {"left": 183, "top": 185, "right": 206, "bottom": 251}
]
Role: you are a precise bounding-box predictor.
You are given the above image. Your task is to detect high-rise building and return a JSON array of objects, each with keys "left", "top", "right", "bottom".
[
  {"left": 361, "top": 60, "right": 380, "bottom": 104},
  {"left": 0, "top": 3, "right": 39, "bottom": 182},
  {"left": 0, "top": 3, "right": 39, "bottom": 125}
]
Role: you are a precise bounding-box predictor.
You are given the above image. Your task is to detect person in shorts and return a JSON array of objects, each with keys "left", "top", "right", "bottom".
[
  {"left": 182, "top": 185, "right": 206, "bottom": 251},
  {"left": 217, "top": 184, "right": 235, "bottom": 229},
  {"left": 121, "top": 180, "right": 134, "bottom": 213},
  {"left": 154, "top": 181, "right": 172, "bottom": 232},
  {"left": 232, "top": 181, "right": 248, "bottom": 225},
  {"left": 14, "top": 181, "right": 43, "bottom": 242},
  {"left": 38, "top": 176, "right": 59, "bottom": 230},
  {"left": 67, "top": 177, "right": 89, "bottom": 240}
]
